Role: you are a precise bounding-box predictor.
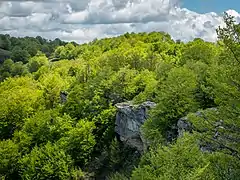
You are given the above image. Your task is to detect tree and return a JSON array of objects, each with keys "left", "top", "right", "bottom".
[
  {"left": 0, "top": 59, "right": 28, "bottom": 81},
  {"left": 54, "top": 43, "right": 76, "bottom": 60},
  {"left": 132, "top": 133, "right": 213, "bottom": 180},
  {"left": 41, "top": 44, "right": 51, "bottom": 57},
  {"left": 25, "top": 42, "right": 39, "bottom": 57},
  {"left": 36, "top": 35, "right": 46, "bottom": 45},
  {"left": 187, "top": 106, "right": 240, "bottom": 162},
  {"left": 19, "top": 142, "right": 81, "bottom": 180},
  {"left": 91, "top": 106, "right": 117, "bottom": 153},
  {"left": 11, "top": 61, "right": 28, "bottom": 77},
  {"left": 13, "top": 109, "right": 74, "bottom": 153},
  {"left": 1, "top": 27, "right": 240, "bottom": 179},
  {"left": 216, "top": 12, "right": 240, "bottom": 64},
  {"left": 0, "top": 59, "right": 14, "bottom": 81},
  {"left": 143, "top": 67, "right": 198, "bottom": 143},
  {"left": 58, "top": 120, "right": 96, "bottom": 167},
  {"left": 39, "top": 72, "right": 70, "bottom": 109},
  {"left": 62, "top": 83, "right": 108, "bottom": 120},
  {"left": 0, "top": 34, "right": 11, "bottom": 50},
  {"left": 0, "top": 77, "right": 44, "bottom": 139},
  {"left": 10, "top": 46, "right": 30, "bottom": 63},
  {"left": 198, "top": 12, "right": 240, "bottom": 161},
  {"left": 0, "top": 140, "right": 19, "bottom": 179},
  {"left": 28, "top": 53, "right": 49, "bottom": 73},
  {"left": 181, "top": 39, "right": 218, "bottom": 65}
]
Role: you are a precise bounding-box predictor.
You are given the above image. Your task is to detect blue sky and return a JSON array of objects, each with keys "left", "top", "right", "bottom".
[{"left": 183, "top": 0, "right": 239, "bottom": 14}]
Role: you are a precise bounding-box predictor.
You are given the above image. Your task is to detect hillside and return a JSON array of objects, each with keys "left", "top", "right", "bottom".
[
  {"left": 0, "top": 13, "right": 239, "bottom": 180},
  {"left": 0, "top": 48, "right": 11, "bottom": 62},
  {"left": 0, "top": 34, "right": 67, "bottom": 63}
]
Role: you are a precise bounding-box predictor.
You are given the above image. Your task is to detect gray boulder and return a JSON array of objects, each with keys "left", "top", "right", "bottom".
[
  {"left": 177, "top": 116, "right": 193, "bottom": 137},
  {"left": 176, "top": 108, "right": 224, "bottom": 152},
  {"left": 177, "top": 108, "right": 218, "bottom": 137},
  {"left": 115, "top": 101, "right": 156, "bottom": 152},
  {"left": 60, "top": 91, "right": 68, "bottom": 104}
]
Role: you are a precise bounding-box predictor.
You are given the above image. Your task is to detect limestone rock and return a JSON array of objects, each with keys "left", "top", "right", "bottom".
[
  {"left": 177, "top": 116, "right": 192, "bottom": 137},
  {"left": 115, "top": 101, "right": 156, "bottom": 152},
  {"left": 60, "top": 91, "right": 68, "bottom": 104},
  {"left": 177, "top": 108, "right": 218, "bottom": 137},
  {"left": 176, "top": 108, "right": 225, "bottom": 152}
]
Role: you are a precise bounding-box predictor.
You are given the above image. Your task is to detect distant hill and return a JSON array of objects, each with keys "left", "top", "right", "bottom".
[
  {"left": 0, "top": 48, "right": 11, "bottom": 63},
  {"left": 0, "top": 34, "right": 68, "bottom": 64}
]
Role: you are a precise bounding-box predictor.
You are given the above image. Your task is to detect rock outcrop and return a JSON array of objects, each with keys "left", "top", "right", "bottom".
[
  {"left": 177, "top": 116, "right": 193, "bottom": 137},
  {"left": 114, "top": 100, "right": 221, "bottom": 153},
  {"left": 176, "top": 108, "right": 227, "bottom": 152},
  {"left": 115, "top": 101, "right": 156, "bottom": 152},
  {"left": 177, "top": 108, "right": 218, "bottom": 137},
  {"left": 60, "top": 91, "right": 68, "bottom": 104}
]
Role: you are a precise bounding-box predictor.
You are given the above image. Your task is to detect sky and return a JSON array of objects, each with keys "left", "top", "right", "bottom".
[
  {"left": 183, "top": 0, "right": 240, "bottom": 14},
  {"left": 0, "top": 0, "right": 240, "bottom": 43}
]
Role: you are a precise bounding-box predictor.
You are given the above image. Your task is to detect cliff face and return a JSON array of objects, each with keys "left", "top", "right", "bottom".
[
  {"left": 115, "top": 101, "right": 156, "bottom": 152},
  {"left": 115, "top": 102, "right": 223, "bottom": 154}
]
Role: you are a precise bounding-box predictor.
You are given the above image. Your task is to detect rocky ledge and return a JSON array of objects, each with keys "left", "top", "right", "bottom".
[{"left": 115, "top": 101, "right": 156, "bottom": 152}]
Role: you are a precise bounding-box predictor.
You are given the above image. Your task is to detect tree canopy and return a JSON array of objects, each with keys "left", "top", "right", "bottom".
[{"left": 0, "top": 13, "right": 240, "bottom": 180}]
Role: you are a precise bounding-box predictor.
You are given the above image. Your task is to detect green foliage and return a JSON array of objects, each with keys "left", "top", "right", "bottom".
[
  {"left": 185, "top": 60, "right": 216, "bottom": 108},
  {"left": 187, "top": 106, "right": 240, "bottom": 161},
  {"left": 0, "top": 34, "right": 67, "bottom": 62},
  {"left": 108, "top": 172, "right": 128, "bottom": 180},
  {"left": 207, "top": 152, "right": 240, "bottom": 180},
  {"left": 28, "top": 53, "right": 49, "bottom": 73},
  {"left": 131, "top": 133, "right": 213, "bottom": 180},
  {"left": 106, "top": 139, "right": 141, "bottom": 176},
  {"left": 62, "top": 83, "right": 109, "bottom": 119},
  {"left": 0, "top": 35, "right": 11, "bottom": 51},
  {"left": 39, "top": 72, "right": 70, "bottom": 108},
  {"left": 0, "top": 140, "right": 19, "bottom": 179},
  {"left": 143, "top": 67, "right": 198, "bottom": 142},
  {"left": 19, "top": 142, "right": 78, "bottom": 180},
  {"left": 10, "top": 46, "right": 30, "bottom": 63},
  {"left": 58, "top": 120, "right": 96, "bottom": 166},
  {"left": 0, "top": 77, "right": 44, "bottom": 139},
  {"left": 0, "top": 48, "right": 11, "bottom": 63},
  {"left": 13, "top": 109, "right": 73, "bottom": 153},
  {"left": 181, "top": 39, "right": 218, "bottom": 65},
  {"left": 54, "top": 43, "right": 76, "bottom": 60},
  {"left": 90, "top": 138, "right": 141, "bottom": 179},
  {"left": 0, "top": 21, "right": 240, "bottom": 179},
  {"left": 216, "top": 12, "right": 240, "bottom": 64},
  {"left": 0, "top": 59, "right": 29, "bottom": 81},
  {"left": 92, "top": 106, "right": 117, "bottom": 151}
]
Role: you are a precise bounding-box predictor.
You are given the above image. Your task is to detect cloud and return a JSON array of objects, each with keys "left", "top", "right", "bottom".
[
  {"left": 63, "top": 0, "right": 180, "bottom": 24},
  {"left": 0, "top": 0, "right": 239, "bottom": 43}
]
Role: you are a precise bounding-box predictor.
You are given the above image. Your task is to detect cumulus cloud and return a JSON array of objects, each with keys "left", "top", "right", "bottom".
[{"left": 0, "top": 0, "right": 239, "bottom": 43}]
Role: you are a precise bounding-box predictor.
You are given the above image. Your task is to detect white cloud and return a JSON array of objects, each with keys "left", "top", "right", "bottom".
[{"left": 0, "top": 0, "right": 239, "bottom": 43}]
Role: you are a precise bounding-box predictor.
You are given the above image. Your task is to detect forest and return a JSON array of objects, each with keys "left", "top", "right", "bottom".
[{"left": 0, "top": 13, "right": 239, "bottom": 180}]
